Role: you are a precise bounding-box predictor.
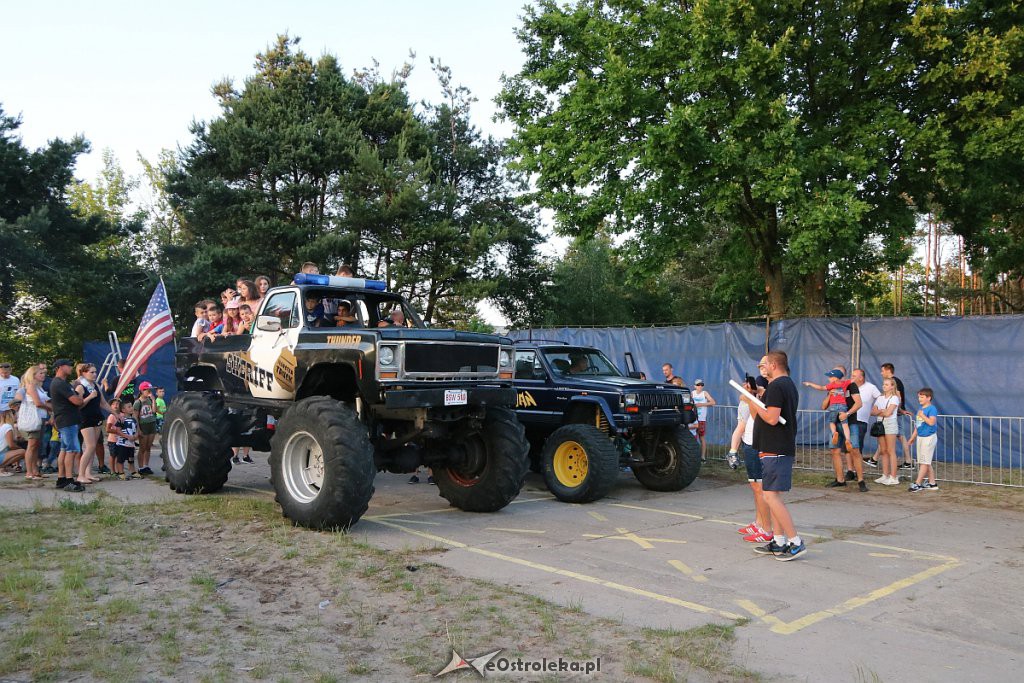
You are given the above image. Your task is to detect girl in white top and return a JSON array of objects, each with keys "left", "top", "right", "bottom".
[
  {"left": 0, "top": 409, "right": 27, "bottom": 474},
  {"left": 871, "top": 379, "right": 901, "bottom": 485}
]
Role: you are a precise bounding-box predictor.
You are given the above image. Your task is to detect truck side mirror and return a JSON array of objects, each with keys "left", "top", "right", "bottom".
[{"left": 256, "top": 316, "right": 282, "bottom": 333}]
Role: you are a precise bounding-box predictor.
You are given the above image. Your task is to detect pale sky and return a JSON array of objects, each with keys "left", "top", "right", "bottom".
[{"left": 2, "top": 0, "right": 560, "bottom": 323}]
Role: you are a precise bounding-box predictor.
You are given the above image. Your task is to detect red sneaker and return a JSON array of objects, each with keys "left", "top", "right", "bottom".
[
  {"left": 738, "top": 523, "right": 758, "bottom": 535},
  {"left": 743, "top": 531, "right": 773, "bottom": 543}
]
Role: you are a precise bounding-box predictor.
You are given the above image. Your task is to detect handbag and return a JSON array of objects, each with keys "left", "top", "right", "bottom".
[
  {"left": 870, "top": 421, "right": 885, "bottom": 438},
  {"left": 17, "top": 391, "right": 42, "bottom": 432}
]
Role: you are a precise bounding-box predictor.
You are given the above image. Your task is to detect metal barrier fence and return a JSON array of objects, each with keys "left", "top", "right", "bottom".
[{"left": 700, "top": 405, "right": 1024, "bottom": 488}]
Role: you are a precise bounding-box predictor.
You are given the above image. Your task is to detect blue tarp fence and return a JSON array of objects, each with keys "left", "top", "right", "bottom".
[
  {"left": 82, "top": 341, "right": 177, "bottom": 401},
  {"left": 508, "top": 315, "right": 1024, "bottom": 469}
]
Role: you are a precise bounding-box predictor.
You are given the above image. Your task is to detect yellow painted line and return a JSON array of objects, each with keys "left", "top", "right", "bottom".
[
  {"left": 368, "top": 518, "right": 742, "bottom": 621},
  {"left": 587, "top": 511, "right": 608, "bottom": 522},
  {"left": 388, "top": 519, "right": 441, "bottom": 526},
  {"left": 668, "top": 559, "right": 708, "bottom": 583},
  {"left": 841, "top": 539, "right": 958, "bottom": 564},
  {"left": 581, "top": 528, "right": 687, "bottom": 549},
  {"left": 735, "top": 599, "right": 785, "bottom": 629},
  {"left": 609, "top": 503, "right": 703, "bottom": 520},
  {"left": 737, "top": 556, "right": 962, "bottom": 635},
  {"left": 869, "top": 553, "right": 900, "bottom": 559},
  {"left": 484, "top": 527, "right": 546, "bottom": 535}
]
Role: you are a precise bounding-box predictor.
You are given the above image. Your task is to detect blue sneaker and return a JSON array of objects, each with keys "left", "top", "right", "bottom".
[
  {"left": 776, "top": 541, "right": 807, "bottom": 562},
  {"left": 753, "top": 540, "right": 784, "bottom": 556}
]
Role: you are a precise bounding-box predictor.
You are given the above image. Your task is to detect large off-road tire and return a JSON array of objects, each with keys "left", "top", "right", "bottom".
[
  {"left": 270, "top": 396, "right": 375, "bottom": 530},
  {"left": 434, "top": 407, "right": 529, "bottom": 512},
  {"left": 163, "top": 393, "right": 233, "bottom": 494},
  {"left": 540, "top": 424, "right": 619, "bottom": 503},
  {"left": 632, "top": 426, "right": 702, "bottom": 492}
]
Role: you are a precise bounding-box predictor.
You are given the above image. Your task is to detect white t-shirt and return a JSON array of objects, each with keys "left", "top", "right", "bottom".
[
  {"left": 15, "top": 386, "right": 49, "bottom": 419},
  {"left": 0, "top": 422, "right": 12, "bottom": 455},
  {"left": 736, "top": 401, "right": 754, "bottom": 445},
  {"left": 0, "top": 376, "right": 19, "bottom": 411},
  {"left": 856, "top": 381, "right": 881, "bottom": 423},
  {"left": 875, "top": 394, "right": 900, "bottom": 427},
  {"left": 693, "top": 390, "right": 708, "bottom": 421}
]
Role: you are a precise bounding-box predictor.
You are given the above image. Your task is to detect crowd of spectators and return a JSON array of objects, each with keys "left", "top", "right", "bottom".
[{"left": 0, "top": 359, "right": 166, "bottom": 488}]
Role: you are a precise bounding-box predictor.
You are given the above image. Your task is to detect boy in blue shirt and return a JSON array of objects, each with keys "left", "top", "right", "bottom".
[{"left": 907, "top": 387, "right": 939, "bottom": 491}]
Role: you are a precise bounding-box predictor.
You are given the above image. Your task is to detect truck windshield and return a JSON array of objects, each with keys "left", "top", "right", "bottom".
[{"left": 542, "top": 348, "right": 621, "bottom": 377}]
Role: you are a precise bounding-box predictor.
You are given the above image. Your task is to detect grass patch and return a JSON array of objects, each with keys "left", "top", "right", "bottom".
[{"left": 625, "top": 621, "right": 760, "bottom": 682}]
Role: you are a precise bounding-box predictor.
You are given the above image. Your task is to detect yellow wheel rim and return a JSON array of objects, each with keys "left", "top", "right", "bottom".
[{"left": 553, "top": 440, "right": 589, "bottom": 488}]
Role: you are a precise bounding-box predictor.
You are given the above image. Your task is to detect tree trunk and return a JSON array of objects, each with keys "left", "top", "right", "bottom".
[
  {"left": 759, "top": 260, "right": 786, "bottom": 318},
  {"left": 802, "top": 268, "right": 828, "bottom": 316}
]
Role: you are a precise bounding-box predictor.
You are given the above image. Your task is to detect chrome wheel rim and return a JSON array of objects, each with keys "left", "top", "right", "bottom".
[
  {"left": 166, "top": 418, "right": 189, "bottom": 471},
  {"left": 281, "top": 431, "right": 325, "bottom": 503}
]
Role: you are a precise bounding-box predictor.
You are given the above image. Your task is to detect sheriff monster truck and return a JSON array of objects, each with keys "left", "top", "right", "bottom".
[{"left": 164, "top": 274, "right": 529, "bottom": 530}]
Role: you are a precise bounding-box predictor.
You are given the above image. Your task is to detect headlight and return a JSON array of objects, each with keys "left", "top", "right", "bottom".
[
  {"left": 379, "top": 346, "right": 396, "bottom": 366},
  {"left": 499, "top": 349, "right": 512, "bottom": 368},
  {"left": 624, "top": 393, "right": 638, "bottom": 407}
]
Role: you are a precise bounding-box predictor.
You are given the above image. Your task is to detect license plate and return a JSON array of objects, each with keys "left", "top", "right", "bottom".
[{"left": 444, "top": 389, "right": 468, "bottom": 406}]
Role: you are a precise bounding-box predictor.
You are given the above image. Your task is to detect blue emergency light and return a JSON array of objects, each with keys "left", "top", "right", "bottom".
[{"left": 293, "top": 273, "right": 387, "bottom": 290}]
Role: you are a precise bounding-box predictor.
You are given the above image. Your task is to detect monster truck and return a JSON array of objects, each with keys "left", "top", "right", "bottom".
[
  {"left": 512, "top": 342, "right": 701, "bottom": 503},
  {"left": 165, "top": 274, "right": 529, "bottom": 530}
]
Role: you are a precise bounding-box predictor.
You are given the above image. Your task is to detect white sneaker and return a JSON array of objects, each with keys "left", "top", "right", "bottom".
[{"left": 875, "top": 475, "right": 888, "bottom": 484}]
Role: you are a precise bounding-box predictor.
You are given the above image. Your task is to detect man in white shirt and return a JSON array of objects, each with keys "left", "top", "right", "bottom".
[
  {"left": 852, "top": 368, "right": 881, "bottom": 467},
  {"left": 0, "top": 362, "right": 20, "bottom": 412}
]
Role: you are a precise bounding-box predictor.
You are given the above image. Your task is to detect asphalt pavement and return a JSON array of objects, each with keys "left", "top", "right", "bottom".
[{"left": 3, "top": 448, "right": 1021, "bottom": 682}]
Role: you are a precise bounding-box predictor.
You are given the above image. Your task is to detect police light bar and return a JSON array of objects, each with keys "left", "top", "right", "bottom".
[{"left": 293, "top": 273, "right": 386, "bottom": 290}]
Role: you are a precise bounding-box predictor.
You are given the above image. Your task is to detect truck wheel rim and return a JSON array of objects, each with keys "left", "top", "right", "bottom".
[
  {"left": 165, "top": 418, "right": 188, "bottom": 471},
  {"left": 553, "top": 441, "right": 588, "bottom": 487},
  {"left": 281, "top": 431, "right": 325, "bottom": 503},
  {"left": 649, "top": 440, "right": 678, "bottom": 474}
]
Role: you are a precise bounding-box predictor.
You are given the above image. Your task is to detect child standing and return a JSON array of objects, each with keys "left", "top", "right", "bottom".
[
  {"left": 109, "top": 400, "right": 140, "bottom": 480},
  {"left": 133, "top": 382, "right": 158, "bottom": 475},
  {"left": 907, "top": 388, "right": 939, "bottom": 491},
  {"left": 803, "top": 369, "right": 854, "bottom": 449},
  {"left": 154, "top": 387, "right": 167, "bottom": 433}
]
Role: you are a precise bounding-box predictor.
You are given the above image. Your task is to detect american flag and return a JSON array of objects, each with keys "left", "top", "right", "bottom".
[{"left": 114, "top": 280, "right": 175, "bottom": 397}]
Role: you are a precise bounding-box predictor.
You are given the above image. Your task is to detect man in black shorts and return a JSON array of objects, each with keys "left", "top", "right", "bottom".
[{"left": 744, "top": 351, "right": 805, "bottom": 561}]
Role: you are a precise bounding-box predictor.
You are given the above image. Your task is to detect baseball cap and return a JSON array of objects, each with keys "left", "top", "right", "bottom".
[
  {"left": 138, "top": 381, "right": 153, "bottom": 391},
  {"left": 53, "top": 359, "right": 73, "bottom": 371},
  {"left": 0, "top": 362, "right": 11, "bottom": 369},
  {"left": 826, "top": 369, "right": 844, "bottom": 379},
  {"left": 755, "top": 376, "right": 769, "bottom": 389},
  {"left": 694, "top": 379, "right": 704, "bottom": 386},
  {"left": 225, "top": 299, "right": 241, "bottom": 309}
]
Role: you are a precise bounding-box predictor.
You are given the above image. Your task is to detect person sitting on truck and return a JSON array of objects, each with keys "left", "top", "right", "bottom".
[
  {"left": 333, "top": 300, "right": 357, "bottom": 327},
  {"left": 304, "top": 295, "right": 326, "bottom": 328},
  {"left": 567, "top": 353, "right": 589, "bottom": 374},
  {"left": 377, "top": 310, "right": 405, "bottom": 328}
]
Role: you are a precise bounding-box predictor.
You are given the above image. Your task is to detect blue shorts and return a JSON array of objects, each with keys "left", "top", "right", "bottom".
[
  {"left": 57, "top": 425, "right": 82, "bottom": 453},
  {"left": 760, "top": 453, "right": 794, "bottom": 492},
  {"left": 833, "top": 421, "right": 860, "bottom": 451},
  {"left": 854, "top": 420, "right": 867, "bottom": 451},
  {"left": 742, "top": 443, "right": 762, "bottom": 482}
]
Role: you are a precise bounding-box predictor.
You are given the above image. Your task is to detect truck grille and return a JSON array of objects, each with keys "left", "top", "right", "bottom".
[
  {"left": 404, "top": 343, "right": 499, "bottom": 375},
  {"left": 636, "top": 391, "right": 687, "bottom": 409}
]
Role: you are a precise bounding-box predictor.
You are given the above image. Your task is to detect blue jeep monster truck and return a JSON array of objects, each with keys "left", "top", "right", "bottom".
[{"left": 512, "top": 342, "right": 700, "bottom": 503}]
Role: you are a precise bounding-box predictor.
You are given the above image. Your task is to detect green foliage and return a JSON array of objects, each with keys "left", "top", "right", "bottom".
[
  {"left": 500, "top": 0, "right": 939, "bottom": 316},
  {"left": 0, "top": 106, "right": 147, "bottom": 369},
  {"left": 166, "top": 37, "right": 544, "bottom": 325}
]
